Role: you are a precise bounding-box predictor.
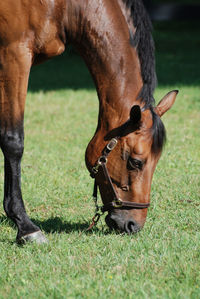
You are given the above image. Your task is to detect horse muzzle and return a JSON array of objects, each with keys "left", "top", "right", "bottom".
[{"left": 105, "top": 210, "right": 142, "bottom": 234}]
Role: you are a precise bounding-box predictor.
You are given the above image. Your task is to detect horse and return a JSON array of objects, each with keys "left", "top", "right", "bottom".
[{"left": 0, "top": 0, "right": 178, "bottom": 243}]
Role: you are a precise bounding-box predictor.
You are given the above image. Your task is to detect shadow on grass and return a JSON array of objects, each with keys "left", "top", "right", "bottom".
[
  {"left": 32, "top": 216, "right": 94, "bottom": 234},
  {"left": 0, "top": 215, "right": 101, "bottom": 235},
  {"left": 28, "top": 21, "right": 200, "bottom": 93}
]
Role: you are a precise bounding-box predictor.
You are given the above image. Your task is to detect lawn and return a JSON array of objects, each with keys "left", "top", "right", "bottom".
[{"left": 0, "top": 21, "right": 199, "bottom": 298}]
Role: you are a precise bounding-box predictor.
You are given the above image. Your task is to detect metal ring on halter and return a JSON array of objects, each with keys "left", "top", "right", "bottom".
[
  {"left": 112, "top": 198, "right": 123, "bottom": 208},
  {"left": 98, "top": 156, "right": 107, "bottom": 165}
]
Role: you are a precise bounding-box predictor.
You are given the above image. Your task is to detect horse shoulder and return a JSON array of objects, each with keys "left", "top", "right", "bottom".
[{"left": 0, "top": 0, "right": 65, "bottom": 58}]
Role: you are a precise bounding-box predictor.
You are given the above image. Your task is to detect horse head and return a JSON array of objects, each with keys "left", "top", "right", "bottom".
[{"left": 86, "top": 90, "right": 178, "bottom": 233}]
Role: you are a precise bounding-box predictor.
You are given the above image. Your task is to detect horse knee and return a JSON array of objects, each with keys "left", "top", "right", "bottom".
[{"left": 0, "top": 131, "right": 24, "bottom": 159}]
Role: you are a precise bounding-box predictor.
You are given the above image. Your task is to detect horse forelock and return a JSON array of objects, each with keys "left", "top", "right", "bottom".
[{"left": 118, "top": 0, "right": 157, "bottom": 108}]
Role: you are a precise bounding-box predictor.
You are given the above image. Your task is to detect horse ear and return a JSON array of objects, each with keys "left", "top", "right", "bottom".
[
  {"left": 130, "top": 105, "right": 141, "bottom": 124},
  {"left": 155, "top": 90, "right": 178, "bottom": 117}
]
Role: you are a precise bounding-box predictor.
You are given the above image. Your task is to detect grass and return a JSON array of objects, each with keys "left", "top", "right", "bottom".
[{"left": 0, "top": 21, "right": 200, "bottom": 298}]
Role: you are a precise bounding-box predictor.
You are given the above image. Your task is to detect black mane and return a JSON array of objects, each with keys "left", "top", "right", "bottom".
[
  {"left": 123, "top": 0, "right": 157, "bottom": 107},
  {"left": 122, "top": 0, "right": 166, "bottom": 153}
]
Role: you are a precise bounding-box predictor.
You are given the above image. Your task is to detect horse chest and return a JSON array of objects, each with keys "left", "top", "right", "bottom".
[{"left": 40, "top": 37, "right": 65, "bottom": 58}]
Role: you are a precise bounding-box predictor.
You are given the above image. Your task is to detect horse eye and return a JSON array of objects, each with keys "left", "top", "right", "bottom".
[{"left": 127, "top": 157, "right": 143, "bottom": 171}]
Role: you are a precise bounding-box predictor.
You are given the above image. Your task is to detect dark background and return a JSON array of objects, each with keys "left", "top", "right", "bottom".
[{"left": 144, "top": 0, "right": 200, "bottom": 20}]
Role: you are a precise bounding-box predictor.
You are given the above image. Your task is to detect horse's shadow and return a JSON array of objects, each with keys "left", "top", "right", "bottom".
[
  {"left": 32, "top": 216, "right": 93, "bottom": 234},
  {"left": 0, "top": 214, "right": 103, "bottom": 235}
]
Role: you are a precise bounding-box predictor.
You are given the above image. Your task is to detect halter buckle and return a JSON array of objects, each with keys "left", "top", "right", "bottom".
[{"left": 106, "top": 138, "right": 118, "bottom": 151}]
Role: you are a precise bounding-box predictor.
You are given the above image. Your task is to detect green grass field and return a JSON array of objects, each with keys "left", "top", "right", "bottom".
[{"left": 0, "top": 21, "right": 200, "bottom": 298}]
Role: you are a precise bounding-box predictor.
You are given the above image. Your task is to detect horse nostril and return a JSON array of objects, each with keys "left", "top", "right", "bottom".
[{"left": 124, "top": 220, "right": 139, "bottom": 234}]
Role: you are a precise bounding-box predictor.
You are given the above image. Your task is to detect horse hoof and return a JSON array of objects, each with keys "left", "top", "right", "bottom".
[{"left": 17, "top": 231, "right": 48, "bottom": 244}]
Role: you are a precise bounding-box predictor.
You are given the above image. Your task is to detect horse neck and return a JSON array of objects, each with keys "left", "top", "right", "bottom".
[{"left": 66, "top": 0, "right": 143, "bottom": 132}]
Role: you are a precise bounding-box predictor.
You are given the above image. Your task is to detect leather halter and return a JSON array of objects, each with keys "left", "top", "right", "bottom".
[{"left": 90, "top": 137, "right": 150, "bottom": 212}]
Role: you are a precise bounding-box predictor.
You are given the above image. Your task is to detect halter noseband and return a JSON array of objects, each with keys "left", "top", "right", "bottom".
[{"left": 90, "top": 137, "right": 150, "bottom": 213}]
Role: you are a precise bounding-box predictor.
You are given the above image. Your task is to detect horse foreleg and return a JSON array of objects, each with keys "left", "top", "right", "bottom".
[{"left": 0, "top": 43, "right": 47, "bottom": 244}]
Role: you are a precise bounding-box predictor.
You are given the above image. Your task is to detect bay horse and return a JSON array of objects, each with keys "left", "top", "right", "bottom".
[{"left": 0, "top": 0, "right": 178, "bottom": 243}]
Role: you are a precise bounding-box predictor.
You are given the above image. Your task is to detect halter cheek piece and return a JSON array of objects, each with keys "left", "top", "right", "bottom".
[{"left": 90, "top": 137, "right": 150, "bottom": 216}]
